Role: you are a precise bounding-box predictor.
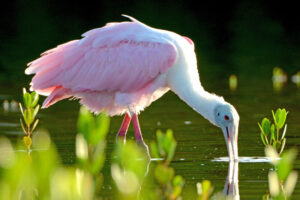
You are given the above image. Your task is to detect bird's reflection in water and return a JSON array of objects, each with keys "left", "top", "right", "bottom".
[{"left": 223, "top": 161, "right": 239, "bottom": 200}]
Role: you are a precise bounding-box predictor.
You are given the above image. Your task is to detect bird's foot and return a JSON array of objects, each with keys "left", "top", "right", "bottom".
[{"left": 136, "top": 140, "right": 151, "bottom": 161}]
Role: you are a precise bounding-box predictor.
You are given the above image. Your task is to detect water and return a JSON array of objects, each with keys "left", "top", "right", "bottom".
[{"left": 1, "top": 77, "right": 300, "bottom": 199}]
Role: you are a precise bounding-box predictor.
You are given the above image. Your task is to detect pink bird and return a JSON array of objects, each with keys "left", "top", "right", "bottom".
[{"left": 26, "top": 15, "right": 240, "bottom": 160}]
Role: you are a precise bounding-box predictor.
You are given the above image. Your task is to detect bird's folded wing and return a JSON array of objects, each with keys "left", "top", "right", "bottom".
[{"left": 26, "top": 22, "right": 177, "bottom": 95}]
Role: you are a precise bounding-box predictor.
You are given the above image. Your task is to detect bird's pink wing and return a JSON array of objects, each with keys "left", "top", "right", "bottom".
[{"left": 26, "top": 22, "right": 177, "bottom": 107}]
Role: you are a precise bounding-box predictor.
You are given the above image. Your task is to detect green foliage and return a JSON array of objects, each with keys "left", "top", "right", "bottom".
[
  {"left": 149, "top": 129, "right": 184, "bottom": 200},
  {"left": 150, "top": 129, "right": 177, "bottom": 164},
  {"left": 258, "top": 108, "right": 288, "bottom": 154},
  {"left": 76, "top": 106, "right": 110, "bottom": 197},
  {"left": 112, "top": 140, "right": 148, "bottom": 199},
  {"left": 196, "top": 180, "right": 214, "bottom": 200},
  {"left": 264, "top": 146, "right": 298, "bottom": 200},
  {"left": 77, "top": 106, "right": 109, "bottom": 145},
  {"left": 19, "top": 88, "right": 40, "bottom": 151}
]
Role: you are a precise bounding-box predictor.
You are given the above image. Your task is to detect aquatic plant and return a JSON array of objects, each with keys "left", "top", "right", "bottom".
[
  {"left": 258, "top": 108, "right": 288, "bottom": 154},
  {"left": 149, "top": 129, "right": 185, "bottom": 200},
  {"left": 76, "top": 106, "right": 110, "bottom": 198},
  {"left": 196, "top": 180, "right": 214, "bottom": 200},
  {"left": 19, "top": 88, "right": 40, "bottom": 151},
  {"left": 112, "top": 140, "right": 148, "bottom": 199},
  {"left": 264, "top": 146, "right": 298, "bottom": 200}
]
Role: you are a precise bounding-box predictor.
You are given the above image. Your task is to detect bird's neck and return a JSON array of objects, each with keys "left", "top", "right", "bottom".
[
  {"left": 173, "top": 84, "right": 223, "bottom": 125},
  {"left": 167, "top": 62, "right": 224, "bottom": 124}
]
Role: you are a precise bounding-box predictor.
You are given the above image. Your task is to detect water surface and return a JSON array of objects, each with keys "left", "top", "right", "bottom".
[{"left": 0, "top": 78, "right": 300, "bottom": 199}]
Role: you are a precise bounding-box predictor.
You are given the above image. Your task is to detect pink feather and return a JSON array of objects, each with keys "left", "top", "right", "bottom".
[{"left": 26, "top": 20, "right": 177, "bottom": 115}]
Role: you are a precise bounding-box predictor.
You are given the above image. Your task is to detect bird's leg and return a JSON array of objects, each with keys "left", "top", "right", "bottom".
[
  {"left": 116, "top": 113, "right": 131, "bottom": 143},
  {"left": 132, "top": 113, "right": 150, "bottom": 159}
]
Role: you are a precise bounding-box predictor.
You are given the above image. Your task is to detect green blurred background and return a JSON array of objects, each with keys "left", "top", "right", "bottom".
[{"left": 1, "top": 0, "right": 300, "bottom": 83}]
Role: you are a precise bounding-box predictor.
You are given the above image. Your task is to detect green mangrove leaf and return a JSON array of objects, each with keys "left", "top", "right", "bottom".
[
  {"left": 33, "top": 104, "right": 40, "bottom": 119},
  {"left": 277, "top": 148, "right": 297, "bottom": 181},
  {"left": 23, "top": 92, "right": 32, "bottom": 108},
  {"left": 283, "top": 171, "right": 298, "bottom": 197},
  {"left": 272, "top": 110, "right": 277, "bottom": 127},
  {"left": 173, "top": 175, "right": 184, "bottom": 187},
  {"left": 150, "top": 141, "right": 159, "bottom": 158},
  {"left": 280, "top": 138, "right": 286, "bottom": 155},
  {"left": 23, "top": 136, "right": 32, "bottom": 149},
  {"left": 258, "top": 123, "right": 265, "bottom": 136},
  {"left": 265, "top": 145, "right": 279, "bottom": 165},
  {"left": 166, "top": 141, "right": 177, "bottom": 162},
  {"left": 92, "top": 113, "right": 110, "bottom": 144},
  {"left": 32, "top": 119, "right": 39, "bottom": 133},
  {"left": 77, "top": 106, "right": 95, "bottom": 143},
  {"left": 268, "top": 171, "right": 280, "bottom": 197},
  {"left": 24, "top": 109, "right": 33, "bottom": 126},
  {"left": 31, "top": 92, "right": 39, "bottom": 107},
  {"left": 281, "top": 124, "right": 287, "bottom": 140},
  {"left": 262, "top": 118, "right": 271, "bottom": 136},
  {"left": 201, "top": 180, "right": 212, "bottom": 195},
  {"left": 19, "top": 103, "right": 24, "bottom": 116},
  {"left": 276, "top": 108, "right": 287, "bottom": 129},
  {"left": 260, "top": 133, "right": 267, "bottom": 146},
  {"left": 20, "top": 118, "right": 27, "bottom": 134},
  {"left": 271, "top": 124, "right": 276, "bottom": 141},
  {"left": 156, "top": 130, "right": 165, "bottom": 157},
  {"left": 91, "top": 141, "right": 106, "bottom": 174},
  {"left": 154, "top": 164, "right": 174, "bottom": 184}
]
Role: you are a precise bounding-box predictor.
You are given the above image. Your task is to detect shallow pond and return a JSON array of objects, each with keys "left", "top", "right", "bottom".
[{"left": 1, "top": 77, "right": 300, "bottom": 199}]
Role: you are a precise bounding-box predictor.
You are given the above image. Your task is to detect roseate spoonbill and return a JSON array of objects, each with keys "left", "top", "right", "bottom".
[{"left": 25, "top": 15, "right": 239, "bottom": 160}]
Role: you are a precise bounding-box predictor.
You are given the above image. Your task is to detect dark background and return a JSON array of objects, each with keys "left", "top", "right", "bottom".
[{"left": 1, "top": 0, "right": 300, "bottom": 83}]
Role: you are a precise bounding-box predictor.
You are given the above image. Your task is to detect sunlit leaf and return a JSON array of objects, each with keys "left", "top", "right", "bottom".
[
  {"left": 20, "top": 118, "right": 27, "bottom": 135},
  {"left": 268, "top": 171, "right": 280, "bottom": 197},
  {"left": 284, "top": 171, "right": 298, "bottom": 197},
  {"left": 265, "top": 145, "right": 279, "bottom": 165},
  {"left": 92, "top": 113, "right": 110, "bottom": 144},
  {"left": 77, "top": 106, "right": 94, "bottom": 143},
  {"left": 150, "top": 141, "right": 159, "bottom": 158},
  {"left": 76, "top": 134, "right": 88, "bottom": 160},
  {"left": 24, "top": 109, "right": 33, "bottom": 126},
  {"left": 277, "top": 148, "right": 297, "bottom": 181},
  {"left": 23, "top": 136, "right": 32, "bottom": 150},
  {"left": 281, "top": 124, "right": 287, "bottom": 140},
  {"left": 279, "top": 138, "right": 286, "bottom": 155},
  {"left": 31, "top": 92, "right": 39, "bottom": 107},
  {"left": 91, "top": 141, "right": 106, "bottom": 174},
  {"left": 154, "top": 164, "right": 174, "bottom": 184},
  {"left": 173, "top": 175, "right": 184, "bottom": 187},
  {"left": 23, "top": 92, "right": 32, "bottom": 108},
  {"left": 166, "top": 141, "right": 176, "bottom": 162},
  {"left": 272, "top": 110, "right": 277, "bottom": 127},
  {"left": 271, "top": 124, "right": 276, "bottom": 141},
  {"left": 276, "top": 108, "right": 287, "bottom": 129},
  {"left": 33, "top": 105, "right": 40, "bottom": 119},
  {"left": 19, "top": 103, "right": 24, "bottom": 116},
  {"left": 32, "top": 119, "right": 39, "bottom": 133},
  {"left": 260, "top": 133, "right": 267, "bottom": 146},
  {"left": 261, "top": 118, "right": 271, "bottom": 136}
]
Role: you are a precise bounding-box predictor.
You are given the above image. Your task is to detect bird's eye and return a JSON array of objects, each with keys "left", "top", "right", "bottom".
[
  {"left": 217, "top": 112, "right": 220, "bottom": 116},
  {"left": 224, "top": 115, "right": 230, "bottom": 121}
]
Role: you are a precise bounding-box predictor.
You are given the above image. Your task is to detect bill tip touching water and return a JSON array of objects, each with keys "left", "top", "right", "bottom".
[{"left": 25, "top": 15, "right": 239, "bottom": 160}]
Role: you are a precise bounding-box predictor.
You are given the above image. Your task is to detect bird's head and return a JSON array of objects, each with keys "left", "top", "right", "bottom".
[{"left": 214, "top": 103, "right": 239, "bottom": 161}]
